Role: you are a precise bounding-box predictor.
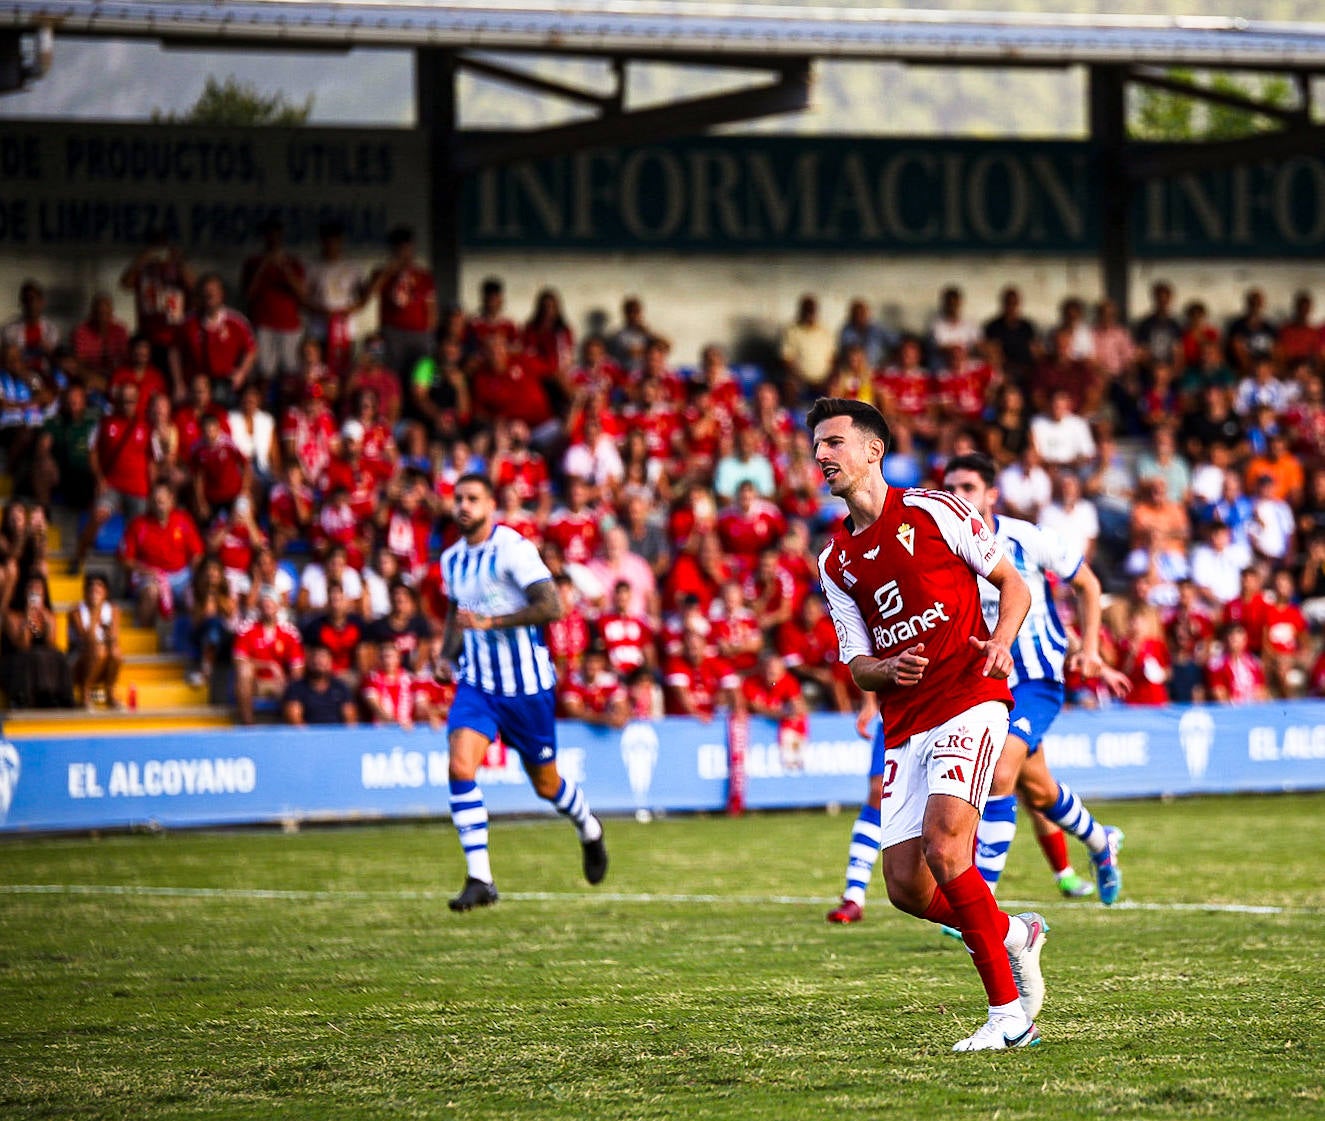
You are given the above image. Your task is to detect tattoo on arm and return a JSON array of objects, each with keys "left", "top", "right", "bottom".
[
  {"left": 491, "top": 579, "right": 562, "bottom": 630},
  {"left": 442, "top": 604, "right": 463, "bottom": 661}
]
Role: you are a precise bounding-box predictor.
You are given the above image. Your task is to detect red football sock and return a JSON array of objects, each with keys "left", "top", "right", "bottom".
[
  {"left": 1037, "top": 828, "right": 1070, "bottom": 876},
  {"left": 921, "top": 886, "right": 960, "bottom": 928},
  {"left": 940, "top": 865, "right": 1019, "bottom": 1008}
]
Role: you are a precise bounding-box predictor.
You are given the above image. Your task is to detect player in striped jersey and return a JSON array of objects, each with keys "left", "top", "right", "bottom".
[
  {"left": 440, "top": 473, "right": 608, "bottom": 912},
  {"left": 943, "top": 454, "right": 1126, "bottom": 905}
]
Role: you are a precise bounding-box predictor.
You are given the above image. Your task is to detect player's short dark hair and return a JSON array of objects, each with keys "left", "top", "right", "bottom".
[
  {"left": 804, "top": 397, "right": 891, "bottom": 450},
  {"left": 454, "top": 473, "right": 494, "bottom": 497},
  {"left": 944, "top": 453, "right": 998, "bottom": 487}
]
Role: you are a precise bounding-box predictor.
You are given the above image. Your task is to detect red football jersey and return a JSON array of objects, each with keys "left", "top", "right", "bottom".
[
  {"left": 718, "top": 501, "right": 787, "bottom": 560},
  {"left": 663, "top": 655, "right": 738, "bottom": 718},
  {"left": 175, "top": 309, "right": 256, "bottom": 380},
  {"left": 95, "top": 415, "right": 152, "bottom": 499},
  {"left": 121, "top": 509, "right": 203, "bottom": 573},
  {"left": 1205, "top": 651, "right": 1264, "bottom": 703},
  {"left": 1263, "top": 602, "right": 1308, "bottom": 655},
  {"left": 598, "top": 612, "right": 655, "bottom": 674},
  {"left": 740, "top": 672, "right": 808, "bottom": 735},
  {"left": 544, "top": 509, "right": 600, "bottom": 566},
  {"left": 364, "top": 669, "right": 415, "bottom": 723},
  {"left": 233, "top": 621, "right": 305, "bottom": 678},
  {"left": 819, "top": 487, "right": 1011, "bottom": 745}
]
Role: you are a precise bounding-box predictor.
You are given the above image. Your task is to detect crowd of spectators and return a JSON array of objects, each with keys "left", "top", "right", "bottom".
[{"left": 4, "top": 219, "right": 1325, "bottom": 726}]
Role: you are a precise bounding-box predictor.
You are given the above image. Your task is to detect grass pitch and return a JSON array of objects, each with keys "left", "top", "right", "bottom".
[{"left": 2, "top": 793, "right": 1324, "bottom": 1120}]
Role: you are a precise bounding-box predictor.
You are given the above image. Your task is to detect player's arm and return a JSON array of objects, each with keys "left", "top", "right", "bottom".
[
  {"left": 819, "top": 555, "right": 928, "bottom": 692},
  {"left": 854, "top": 690, "right": 879, "bottom": 738},
  {"left": 1067, "top": 560, "right": 1105, "bottom": 678},
  {"left": 457, "top": 577, "right": 563, "bottom": 632},
  {"left": 441, "top": 600, "right": 462, "bottom": 663},
  {"left": 972, "top": 555, "right": 1031, "bottom": 679}
]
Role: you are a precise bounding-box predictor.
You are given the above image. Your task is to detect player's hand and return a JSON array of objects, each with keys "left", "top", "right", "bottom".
[
  {"left": 1068, "top": 649, "right": 1105, "bottom": 680},
  {"left": 969, "top": 635, "right": 1013, "bottom": 679},
  {"left": 455, "top": 609, "right": 490, "bottom": 631},
  {"left": 884, "top": 643, "right": 928, "bottom": 687},
  {"left": 854, "top": 710, "right": 873, "bottom": 738}
]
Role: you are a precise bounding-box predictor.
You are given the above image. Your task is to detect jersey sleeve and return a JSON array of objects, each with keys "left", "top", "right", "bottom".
[
  {"left": 1022, "top": 519, "right": 1084, "bottom": 581},
  {"left": 503, "top": 530, "right": 555, "bottom": 590},
  {"left": 906, "top": 491, "right": 1004, "bottom": 577},
  {"left": 818, "top": 548, "right": 872, "bottom": 664}
]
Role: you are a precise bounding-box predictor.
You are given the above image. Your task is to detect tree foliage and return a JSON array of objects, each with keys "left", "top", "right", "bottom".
[
  {"left": 1132, "top": 69, "right": 1296, "bottom": 140},
  {"left": 154, "top": 74, "right": 313, "bottom": 126}
]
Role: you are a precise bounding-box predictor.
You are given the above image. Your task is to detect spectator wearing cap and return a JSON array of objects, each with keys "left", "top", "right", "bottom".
[
  {"left": 366, "top": 226, "right": 437, "bottom": 379},
  {"left": 282, "top": 643, "right": 357, "bottom": 726},
  {"left": 232, "top": 584, "right": 305, "bottom": 725}
]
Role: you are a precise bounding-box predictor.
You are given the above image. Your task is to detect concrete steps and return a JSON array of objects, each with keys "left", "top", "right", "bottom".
[{"left": 3, "top": 707, "right": 238, "bottom": 738}]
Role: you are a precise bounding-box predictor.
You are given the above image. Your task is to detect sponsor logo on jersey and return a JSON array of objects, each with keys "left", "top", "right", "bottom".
[
  {"left": 874, "top": 580, "right": 905, "bottom": 619},
  {"left": 864, "top": 545, "right": 881, "bottom": 560},
  {"left": 896, "top": 523, "right": 915, "bottom": 555},
  {"left": 872, "top": 599, "right": 951, "bottom": 651}
]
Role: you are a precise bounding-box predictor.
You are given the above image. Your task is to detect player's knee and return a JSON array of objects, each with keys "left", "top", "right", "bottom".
[{"left": 532, "top": 773, "right": 561, "bottom": 800}]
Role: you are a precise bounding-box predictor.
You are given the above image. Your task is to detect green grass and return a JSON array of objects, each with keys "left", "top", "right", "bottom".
[{"left": 2, "top": 794, "right": 1324, "bottom": 1120}]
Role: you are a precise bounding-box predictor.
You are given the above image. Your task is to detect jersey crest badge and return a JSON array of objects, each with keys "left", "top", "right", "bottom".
[
  {"left": 864, "top": 546, "right": 880, "bottom": 560},
  {"left": 896, "top": 523, "right": 915, "bottom": 555}
]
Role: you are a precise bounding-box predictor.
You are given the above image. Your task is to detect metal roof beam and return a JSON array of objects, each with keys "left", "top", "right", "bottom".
[
  {"left": 1129, "top": 66, "right": 1311, "bottom": 126},
  {"left": 453, "top": 59, "right": 811, "bottom": 175},
  {"left": 457, "top": 54, "right": 616, "bottom": 110}
]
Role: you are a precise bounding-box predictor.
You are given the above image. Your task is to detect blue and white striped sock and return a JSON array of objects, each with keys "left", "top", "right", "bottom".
[
  {"left": 1046, "top": 782, "right": 1106, "bottom": 854},
  {"left": 975, "top": 794, "right": 1018, "bottom": 890},
  {"left": 552, "top": 778, "right": 601, "bottom": 842},
  {"left": 449, "top": 779, "right": 492, "bottom": 883},
  {"left": 842, "top": 805, "right": 883, "bottom": 906}
]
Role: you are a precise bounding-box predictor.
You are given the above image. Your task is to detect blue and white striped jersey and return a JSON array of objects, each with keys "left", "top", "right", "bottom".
[
  {"left": 977, "top": 515, "right": 1083, "bottom": 689},
  {"left": 441, "top": 524, "right": 557, "bottom": 697}
]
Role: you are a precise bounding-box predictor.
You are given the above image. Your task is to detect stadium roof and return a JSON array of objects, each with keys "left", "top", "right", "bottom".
[{"left": 6, "top": 0, "right": 1325, "bottom": 71}]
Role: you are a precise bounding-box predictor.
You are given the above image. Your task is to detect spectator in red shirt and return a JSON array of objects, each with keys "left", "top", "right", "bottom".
[
  {"left": 173, "top": 373, "right": 230, "bottom": 462},
  {"left": 348, "top": 387, "right": 398, "bottom": 483},
  {"left": 1277, "top": 290, "right": 1324, "bottom": 368},
  {"left": 411, "top": 634, "right": 457, "bottom": 730},
  {"left": 109, "top": 335, "right": 170, "bottom": 421},
  {"left": 522, "top": 287, "right": 575, "bottom": 382},
  {"left": 362, "top": 641, "right": 417, "bottom": 728},
  {"left": 233, "top": 585, "right": 305, "bottom": 725},
  {"left": 747, "top": 547, "right": 797, "bottom": 632},
  {"left": 207, "top": 492, "right": 268, "bottom": 590},
  {"left": 490, "top": 419, "right": 553, "bottom": 517},
  {"left": 663, "top": 627, "right": 738, "bottom": 721},
  {"left": 546, "top": 573, "right": 591, "bottom": 678},
  {"left": 1205, "top": 622, "right": 1268, "bottom": 704},
  {"left": 558, "top": 647, "right": 629, "bottom": 728},
  {"left": 472, "top": 333, "right": 557, "bottom": 431},
  {"left": 170, "top": 273, "right": 257, "bottom": 402},
  {"left": 190, "top": 413, "right": 251, "bottom": 523},
  {"left": 1120, "top": 605, "right": 1172, "bottom": 705},
  {"left": 494, "top": 484, "right": 543, "bottom": 544},
  {"left": 718, "top": 480, "right": 787, "bottom": 574},
  {"left": 120, "top": 480, "right": 204, "bottom": 627},
  {"left": 72, "top": 381, "right": 153, "bottom": 571},
  {"left": 709, "top": 579, "right": 762, "bottom": 674},
  {"left": 377, "top": 471, "right": 436, "bottom": 581},
  {"left": 267, "top": 461, "right": 315, "bottom": 557},
  {"left": 597, "top": 580, "right": 657, "bottom": 675},
  {"left": 874, "top": 336, "right": 938, "bottom": 444},
  {"left": 300, "top": 582, "right": 367, "bottom": 685},
  {"left": 70, "top": 292, "right": 130, "bottom": 386},
  {"left": 740, "top": 651, "right": 809, "bottom": 770},
  {"left": 367, "top": 225, "right": 437, "bottom": 378},
  {"left": 663, "top": 530, "right": 732, "bottom": 615},
  {"left": 567, "top": 334, "right": 625, "bottom": 399},
  {"left": 2, "top": 279, "right": 60, "bottom": 375},
  {"left": 464, "top": 275, "right": 519, "bottom": 357},
  {"left": 545, "top": 477, "right": 602, "bottom": 567},
  {"left": 1262, "top": 567, "right": 1310, "bottom": 698},
  {"left": 119, "top": 229, "right": 196, "bottom": 373},
  {"left": 241, "top": 215, "right": 307, "bottom": 383},
  {"left": 345, "top": 337, "right": 404, "bottom": 427},
  {"left": 321, "top": 420, "right": 378, "bottom": 523},
  {"left": 777, "top": 592, "right": 854, "bottom": 712},
  {"left": 1221, "top": 565, "right": 1272, "bottom": 652}
]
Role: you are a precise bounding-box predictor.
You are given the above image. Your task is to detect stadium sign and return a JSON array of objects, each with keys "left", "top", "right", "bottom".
[
  {"left": 1, "top": 124, "right": 1323, "bottom": 258},
  {"left": 3, "top": 704, "right": 1325, "bottom": 833},
  {"left": 466, "top": 136, "right": 1325, "bottom": 258}
]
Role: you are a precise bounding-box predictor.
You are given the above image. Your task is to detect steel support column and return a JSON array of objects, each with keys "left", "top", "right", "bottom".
[
  {"left": 416, "top": 47, "right": 460, "bottom": 308},
  {"left": 1089, "top": 64, "right": 1129, "bottom": 319}
]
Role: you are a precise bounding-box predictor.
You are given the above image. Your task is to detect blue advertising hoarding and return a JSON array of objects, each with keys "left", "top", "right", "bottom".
[{"left": 2, "top": 703, "right": 1324, "bottom": 835}]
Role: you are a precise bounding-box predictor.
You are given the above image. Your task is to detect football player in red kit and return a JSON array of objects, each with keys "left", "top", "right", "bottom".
[{"left": 809, "top": 396, "right": 1044, "bottom": 1053}]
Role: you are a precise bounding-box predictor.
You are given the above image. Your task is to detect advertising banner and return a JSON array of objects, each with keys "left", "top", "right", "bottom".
[{"left": 2, "top": 703, "right": 1324, "bottom": 835}]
